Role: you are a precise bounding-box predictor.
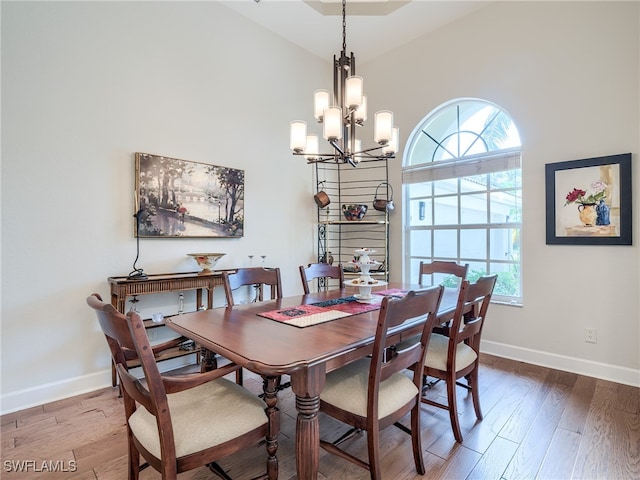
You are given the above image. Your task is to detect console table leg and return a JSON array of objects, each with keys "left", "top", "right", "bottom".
[{"left": 200, "top": 349, "right": 218, "bottom": 372}]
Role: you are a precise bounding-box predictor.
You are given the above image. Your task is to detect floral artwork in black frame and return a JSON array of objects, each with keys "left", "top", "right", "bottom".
[{"left": 545, "top": 153, "right": 632, "bottom": 245}]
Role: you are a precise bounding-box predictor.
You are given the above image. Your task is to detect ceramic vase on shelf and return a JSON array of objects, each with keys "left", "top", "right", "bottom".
[
  {"left": 596, "top": 199, "right": 610, "bottom": 226},
  {"left": 578, "top": 203, "right": 597, "bottom": 226}
]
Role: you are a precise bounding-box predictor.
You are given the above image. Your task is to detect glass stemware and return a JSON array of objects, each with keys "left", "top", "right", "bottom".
[{"left": 128, "top": 295, "right": 140, "bottom": 313}]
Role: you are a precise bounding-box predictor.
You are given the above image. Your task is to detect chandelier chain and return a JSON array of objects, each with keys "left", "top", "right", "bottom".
[{"left": 342, "top": 0, "right": 346, "bottom": 53}]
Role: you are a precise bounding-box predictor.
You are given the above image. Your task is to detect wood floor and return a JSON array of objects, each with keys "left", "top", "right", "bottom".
[{"left": 2, "top": 354, "right": 639, "bottom": 479}]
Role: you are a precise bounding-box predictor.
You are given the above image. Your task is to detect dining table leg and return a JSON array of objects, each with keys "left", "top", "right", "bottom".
[
  {"left": 290, "top": 365, "right": 325, "bottom": 480},
  {"left": 262, "top": 375, "right": 279, "bottom": 480}
]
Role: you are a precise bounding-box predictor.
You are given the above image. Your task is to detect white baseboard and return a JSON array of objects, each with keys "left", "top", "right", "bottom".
[
  {"left": 482, "top": 340, "right": 640, "bottom": 388},
  {"left": 1, "top": 370, "right": 114, "bottom": 416},
  {"left": 0, "top": 356, "right": 196, "bottom": 415}
]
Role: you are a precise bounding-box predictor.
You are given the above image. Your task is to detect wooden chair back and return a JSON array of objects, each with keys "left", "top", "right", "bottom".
[
  {"left": 86, "top": 293, "right": 277, "bottom": 479},
  {"left": 87, "top": 293, "right": 179, "bottom": 471},
  {"left": 318, "top": 286, "right": 444, "bottom": 478},
  {"left": 446, "top": 274, "right": 497, "bottom": 366},
  {"left": 370, "top": 287, "right": 444, "bottom": 408},
  {"left": 89, "top": 293, "right": 193, "bottom": 388},
  {"left": 299, "top": 263, "right": 345, "bottom": 294},
  {"left": 222, "top": 267, "right": 283, "bottom": 306},
  {"left": 88, "top": 293, "right": 136, "bottom": 372},
  {"left": 419, "top": 274, "right": 497, "bottom": 443},
  {"left": 419, "top": 260, "right": 469, "bottom": 287}
]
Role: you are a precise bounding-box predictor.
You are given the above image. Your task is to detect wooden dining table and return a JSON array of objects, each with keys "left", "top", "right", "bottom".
[{"left": 167, "top": 282, "right": 460, "bottom": 480}]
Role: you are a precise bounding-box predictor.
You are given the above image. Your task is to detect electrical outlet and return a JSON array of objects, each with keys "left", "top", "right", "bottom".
[
  {"left": 147, "top": 329, "right": 157, "bottom": 341},
  {"left": 585, "top": 328, "right": 597, "bottom": 343}
]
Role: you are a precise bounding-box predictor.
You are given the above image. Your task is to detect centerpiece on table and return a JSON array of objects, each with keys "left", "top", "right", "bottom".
[{"left": 344, "top": 248, "right": 387, "bottom": 302}]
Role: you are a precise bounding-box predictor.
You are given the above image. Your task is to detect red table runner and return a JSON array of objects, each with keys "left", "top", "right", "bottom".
[{"left": 257, "top": 290, "right": 408, "bottom": 328}]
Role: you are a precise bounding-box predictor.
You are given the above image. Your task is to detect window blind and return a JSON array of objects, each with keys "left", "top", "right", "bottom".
[{"left": 402, "top": 149, "right": 521, "bottom": 184}]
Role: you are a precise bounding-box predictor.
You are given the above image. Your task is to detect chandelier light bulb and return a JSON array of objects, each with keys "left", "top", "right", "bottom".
[
  {"left": 354, "top": 95, "right": 367, "bottom": 124},
  {"left": 345, "top": 75, "right": 363, "bottom": 109},
  {"left": 290, "top": 121, "right": 307, "bottom": 153},
  {"left": 314, "top": 90, "right": 330, "bottom": 122},
  {"left": 305, "top": 134, "right": 319, "bottom": 161},
  {"left": 382, "top": 126, "right": 399, "bottom": 155},
  {"left": 348, "top": 137, "right": 361, "bottom": 155},
  {"left": 323, "top": 107, "right": 343, "bottom": 141},
  {"left": 374, "top": 110, "right": 393, "bottom": 145}
]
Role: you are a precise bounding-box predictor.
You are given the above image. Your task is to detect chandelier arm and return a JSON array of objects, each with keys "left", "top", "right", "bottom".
[{"left": 329, "top": 139, "right": 345, "bottom": 156}]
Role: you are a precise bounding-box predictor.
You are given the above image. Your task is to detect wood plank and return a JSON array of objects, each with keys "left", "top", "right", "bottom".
[
  {"left": 572, "top": 379, "right": 620, "bottom": 479},
  {"left": 502, "top": 376, "right": 571, "bottom": 479},
  {"left": 498, "top": 366, "right": 555, "bottom": 443},
  {"left": 462, "top": 368, "right": 535, "bottom": 454},
  {"left": 466, "top": 436, "right": 518, "bottom": 480},
  {"left": 615, "top": 382, "right": 640, "bottom": 415},
  {"left": 536, "top": 427, "right": 581, "bottom": 479},
  {"left": 558, "top": 374, "right": 597, "bottom": 434},
  {"left": 425, "top": 443, "right": 481, "bottom": 480}
]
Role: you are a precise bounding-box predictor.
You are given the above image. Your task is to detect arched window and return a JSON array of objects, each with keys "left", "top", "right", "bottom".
[{"left": 403, "top": 98, "right": 522, "bottom": 304}]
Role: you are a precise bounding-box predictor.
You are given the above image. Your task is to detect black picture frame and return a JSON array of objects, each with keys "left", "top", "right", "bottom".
[
  {"left": 135, "top": 153, "right": 244, "bottom": 238},
  {"left": 545, "top": 153, "right": 632, "bottom": 245}
]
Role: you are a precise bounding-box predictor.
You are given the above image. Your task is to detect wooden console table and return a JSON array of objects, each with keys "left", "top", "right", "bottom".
[
  {"left": 108, "top": 271, "right": 226, "bottom": 312},
  {"left": 107, "top": 271, "right": 228, "bottom": 386}
]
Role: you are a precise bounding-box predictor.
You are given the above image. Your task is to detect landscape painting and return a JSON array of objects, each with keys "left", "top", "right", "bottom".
[{"left": 135, "top": 153, "right": 244, "bottom": 238}]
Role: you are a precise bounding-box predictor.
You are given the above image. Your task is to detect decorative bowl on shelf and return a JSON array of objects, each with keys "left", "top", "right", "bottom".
[
  {"left": 187, "top": 253, "right": 225, "bottom": 274},
  {"left": 342, "top": 204, "right": 368, "bottom": 221}
]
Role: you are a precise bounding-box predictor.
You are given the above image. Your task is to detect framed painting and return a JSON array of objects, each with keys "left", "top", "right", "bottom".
[
  {"left": 134, "top": 153, "right": 244, "bottom": 238},
  {"left": 545, "top": 153, "right": 632, "bottom": 245}
]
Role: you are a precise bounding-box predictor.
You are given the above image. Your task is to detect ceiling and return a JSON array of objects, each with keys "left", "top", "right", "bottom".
[{"left": 221, "top": 0, "right": 492, "bottom": 63}]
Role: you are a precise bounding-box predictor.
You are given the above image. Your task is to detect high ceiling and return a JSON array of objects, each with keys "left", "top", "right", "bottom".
[{"left": 221, "top": 0, "right": 491, "bottom": 63}]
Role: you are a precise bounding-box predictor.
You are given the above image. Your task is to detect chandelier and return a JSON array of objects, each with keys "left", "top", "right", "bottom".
[{"left": 289, "top": 0, "right": 398, "bottom": 168}]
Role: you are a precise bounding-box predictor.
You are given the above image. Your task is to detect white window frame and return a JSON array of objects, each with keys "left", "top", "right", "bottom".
[{"left": 402, "top": 100, "right": 522, "bottom": 305}]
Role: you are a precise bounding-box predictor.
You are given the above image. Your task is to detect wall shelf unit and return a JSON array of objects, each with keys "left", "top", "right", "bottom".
[{"left": 315, "top": 159, "right": 391, "bottom": 286}]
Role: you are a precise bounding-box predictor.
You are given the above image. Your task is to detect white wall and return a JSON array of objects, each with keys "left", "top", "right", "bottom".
[
  {"left": 1, "top": 1, "right": 326, "bottom": 413},
  {"left": 363, "top": 1, "right": 639, "bottom": 384},
  {"left": 1, "top": 1, "right": 638, "bottom": 415}
]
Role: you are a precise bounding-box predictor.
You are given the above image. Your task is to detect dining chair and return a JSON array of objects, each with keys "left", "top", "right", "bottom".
[
  {"left": 419, "top": 260, "right": 469, "bottom": 287},
  {"left": 222, "top": 267, "right": 283, "bottom": 307},
  {"left": 89, "top": 293, "right": 201, "bottom": 395},
  {"left": 222, "top": 267, "right": 284, "bottom": 387},
  {"left": 299, "top": 262, "right": 345, "bottom": 294},
  {"left": 86, "top": 293, "right": 278, "bottom": 480},
  {"left": 318, "top": 286, "right": 444, "bottom": 480},
  {"left": 419, "top": 274, "right": 497, "bottom": 443},
  {"left": 419, "top": 260, "right": 469, "bottom": 339}
]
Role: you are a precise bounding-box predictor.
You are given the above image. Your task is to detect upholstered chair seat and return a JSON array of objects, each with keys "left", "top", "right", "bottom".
[
  {"left": 320, "top": 358, "right": 419, "bottom": 419},
  {"left": 423, "top": 333, "right": 477, "bottom": 372},
  {"left": 129, "top": 378, "right": 268, "bottom": 459}
]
